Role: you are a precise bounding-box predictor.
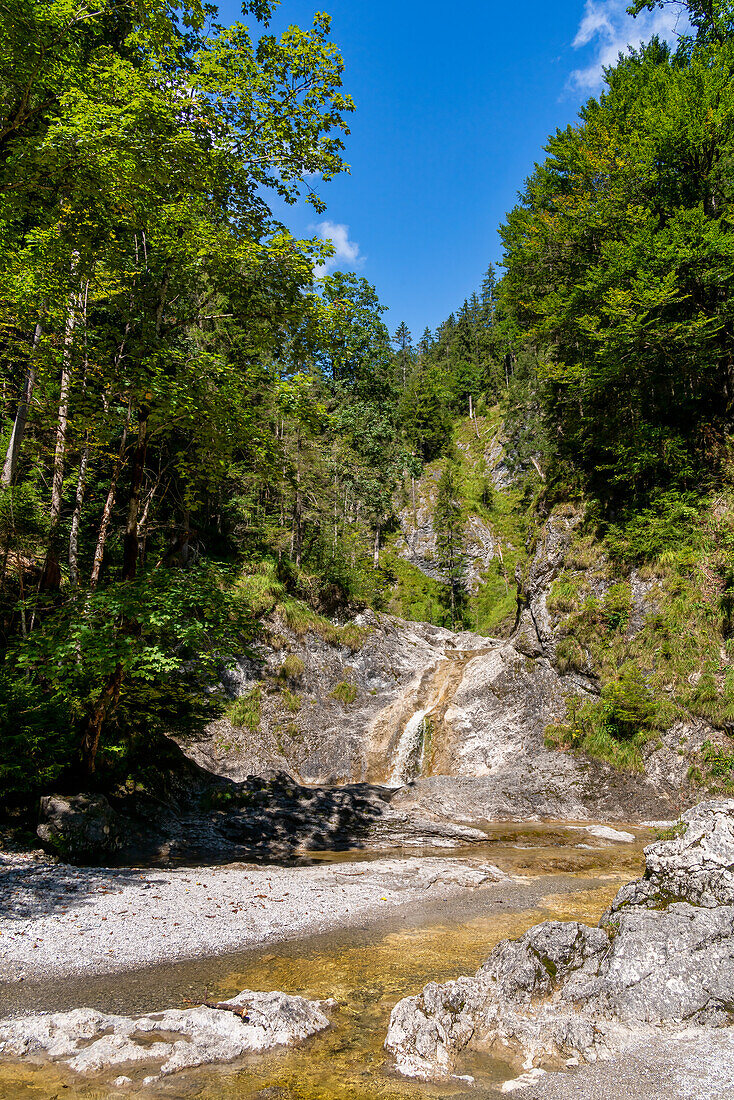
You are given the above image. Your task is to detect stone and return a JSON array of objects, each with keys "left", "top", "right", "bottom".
[
  {"left": 37, "top": 795, "right": 124, "bottom": 863},
  {"left": 578, "top": 825, "right": 636, "bottom": 844},
  {"left": 384, "top": 800, "right": 734, "bottom": 1081},
  {"left": 0, "top": 990, "right": 333, "bottom": 1077},
  {"left": 606, "top": 798, "right": 734, "bottom": 915}
]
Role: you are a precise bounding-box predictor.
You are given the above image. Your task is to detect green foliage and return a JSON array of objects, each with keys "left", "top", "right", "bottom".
[
  {"left": 385, "top": 553, "right": 455, "bottom": 628},
  {"left": 0, "top": 666, "right": 75, "bottom": 799},
  {"left": 434, "top": 456, "right": 467, "bottom": 629},
  {"left": 500, "top": 31, "right": 734, "bottom": 509},
  {"left": 279, "top": 687, "right": 302, "bottom": 714},
  {"left": 653, "top": 821, "right": 688, "bottom": 842},
  {"left": 701, "top": 740, "right": 734, "bottom": 791}
]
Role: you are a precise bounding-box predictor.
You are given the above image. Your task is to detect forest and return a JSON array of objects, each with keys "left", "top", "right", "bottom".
[{"left": 1, "top": 0, "right": 733, "bottom": 809}]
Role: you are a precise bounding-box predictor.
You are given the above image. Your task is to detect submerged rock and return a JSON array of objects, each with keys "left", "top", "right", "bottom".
[
  {"left": 0, "top": 989, "right": 333, "bottom": 1079},
  {"left": 384, "top": 799, "right": 734, "bottom": 1080}
]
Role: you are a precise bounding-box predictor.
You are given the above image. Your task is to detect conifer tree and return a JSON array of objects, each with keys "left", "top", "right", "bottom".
[{"left": 433, "top": 457, "right": 466, "bottom": 629}]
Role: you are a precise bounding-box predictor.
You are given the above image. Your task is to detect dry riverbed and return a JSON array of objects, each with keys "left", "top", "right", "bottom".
[
  {"left": 0, "top": 822, "right": 650, "bottom": 986},
  {"left": 0, "top": 850, "right": 509, "bottom": 984}
]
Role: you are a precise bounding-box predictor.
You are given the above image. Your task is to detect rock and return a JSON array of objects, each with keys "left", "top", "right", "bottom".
[
  {"left": 608, "top": 798, "right": 734, "bottom": 910},
  {"left": 0, "top": 989, "right": 333, "bottom": 1077},
  {"left": 384, "top": 800, "right": 734, "bottom": 1081},
  {"left": 578, "top": 825, "right": 636, "bottom": 844},
  {"left": 37, "top": 794, "right": 124, "bottom": 863}
]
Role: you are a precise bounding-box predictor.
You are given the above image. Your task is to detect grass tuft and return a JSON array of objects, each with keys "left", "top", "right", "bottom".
[
  {"left": 330, "top": 680, "right": 358, "bottom": 705},
  {"left": 228, "top": 685, "right": 262, "bottom": 731}
]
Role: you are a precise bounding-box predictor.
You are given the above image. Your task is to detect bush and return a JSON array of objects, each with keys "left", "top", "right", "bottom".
[{"left": 701, "top": 741, "right": 734, "bottom": 791}]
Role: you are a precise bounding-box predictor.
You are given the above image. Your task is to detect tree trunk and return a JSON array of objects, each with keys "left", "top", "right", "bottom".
[
  {"left": 68, "top": 441, "right": 89, "bottom": 586},
  {"left": 79, "top": 664, "right": 124, "bottom": 776},
  {"left": 121, "top": 401, "right": 149, "bottom": 581},
  {"left": 40, "top": 278, "right": 79, "bottom": 593},
  {"left": 89, "top": 402, "right": 132, "bottom": 588},
  {"left": 1, "top": 311, "right": 43, "bottom": 487},
  {"left": 373, "top": 525, "right": 380, "bottom": 568}
]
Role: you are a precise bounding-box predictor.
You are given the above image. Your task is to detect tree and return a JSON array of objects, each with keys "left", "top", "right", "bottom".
[
  {"left": 393, "top": 321, "right": 413, "bottom": 391},
  {"left": 500, "top": 32, "right": 734, "bottom": 507},
  {"left": 399, "top": 359, "right": 451, "bottom": 461},
  {"left": 0, "top": 0, "right": 357, "bottom": 783}
]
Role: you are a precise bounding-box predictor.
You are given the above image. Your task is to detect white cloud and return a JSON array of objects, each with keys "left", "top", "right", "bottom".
[
  {"left": 312, "top": 221, "right": 363, "bottom": 279},
  {"left": 569, "top": 0, "right": 688, "bottom": 92}
]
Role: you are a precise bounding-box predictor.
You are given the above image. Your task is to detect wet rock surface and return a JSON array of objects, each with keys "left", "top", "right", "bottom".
[
  {"left": 191, "top": 607, "right": 690, "bottom": 831},
  {"left": 0, "top": 989, "right": 333, "bottom": 1079},
  {"left": 384, "top": 799, "right": 734, "bottom": 1081}
]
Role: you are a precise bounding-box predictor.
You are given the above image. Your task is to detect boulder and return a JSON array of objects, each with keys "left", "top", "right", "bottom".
[
  {"left": 385, "top": 800, "right": 734, "bottom": 1081},
  {"left": 608, "top": 798, "right": 734, "bottom": 911},
  {"left": 37, "top": 794, "right": 125, "bottom": 863},
  {"left": 0, "top": 989, "right": 333, "bottom": 1079}
]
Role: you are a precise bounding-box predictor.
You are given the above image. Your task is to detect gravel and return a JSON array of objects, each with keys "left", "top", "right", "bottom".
[
  {"left": 514, "top": 1026, "right": 734, "bottom": 1100},
  {"left": 0, "top": 851, "right": 503, "bottom": 984}
]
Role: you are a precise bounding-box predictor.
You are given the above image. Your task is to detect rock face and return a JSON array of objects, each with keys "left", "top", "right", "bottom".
[
  {"left": 37, "top": 795, "right": 124, "bottom": 862},
  {"left": 0, "top": 990, "right": 333, "bottom": 1080},
  {"left": 189, "top": 609, "right": 688, "bottom": 826},
  {"left": 384, "top": 800, "right": 734, "bottom": 1081}
]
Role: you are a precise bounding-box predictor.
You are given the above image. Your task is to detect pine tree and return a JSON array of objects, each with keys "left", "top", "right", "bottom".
[{"left": 393, "top": 321, "right": 413, "bottom": 390}]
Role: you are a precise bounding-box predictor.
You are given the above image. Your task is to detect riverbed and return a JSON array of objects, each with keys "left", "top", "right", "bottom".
[{"left": 0, "top": 822, "right": 654, "bottom": 1098}]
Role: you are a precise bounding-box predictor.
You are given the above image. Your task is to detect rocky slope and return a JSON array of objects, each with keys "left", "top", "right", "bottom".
[
  {"left": 384, "top": 799, "right": 734, "bottom": 1083},
  {"left": 184, "top": 597, "right": 696, "bottom": 829},
  {"left": 35, "top": 422, "right": 723, "bottom": 861}
]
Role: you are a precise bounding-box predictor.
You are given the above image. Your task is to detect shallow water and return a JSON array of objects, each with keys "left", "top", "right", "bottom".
[{"left": 0, "top": 824, "right": 652, "bottom": 1099}]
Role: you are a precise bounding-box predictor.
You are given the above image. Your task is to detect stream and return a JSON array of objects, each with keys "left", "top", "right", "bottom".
[{"left": 0, "top": 823, "right": 654, "bottom": 1099}]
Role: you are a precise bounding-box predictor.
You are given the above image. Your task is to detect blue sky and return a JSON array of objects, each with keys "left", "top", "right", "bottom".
[{"left": 221, "top": 1, "right": 688, "bottom": 341}]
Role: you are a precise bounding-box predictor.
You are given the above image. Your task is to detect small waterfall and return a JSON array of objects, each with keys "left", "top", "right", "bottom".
[{"left": 389, "top": 709, "right": 428, "bottom": 786}]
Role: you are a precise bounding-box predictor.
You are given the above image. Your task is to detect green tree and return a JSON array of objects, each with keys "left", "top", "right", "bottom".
[
  {"left": 393, "top": 320, "right": 413, "bottom": 391},
  {"left": 500, "top": 32, "right": 734, "bottom": 508}
]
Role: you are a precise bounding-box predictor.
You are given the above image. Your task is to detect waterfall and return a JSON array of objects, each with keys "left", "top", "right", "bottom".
[{"left": 389, "top": 709, "right": 428, "bottom": 786}]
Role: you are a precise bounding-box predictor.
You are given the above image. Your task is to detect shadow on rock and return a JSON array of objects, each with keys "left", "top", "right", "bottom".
[{"left": 34, "top": 736, "right": 488, "bottom": 867}]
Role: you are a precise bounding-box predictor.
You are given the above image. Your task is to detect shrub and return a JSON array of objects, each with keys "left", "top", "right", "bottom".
[{"left": 701, "top": 741, "right": 734, "bottom": 791}]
